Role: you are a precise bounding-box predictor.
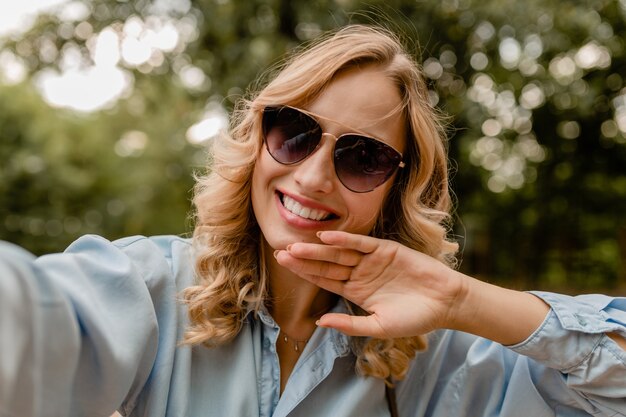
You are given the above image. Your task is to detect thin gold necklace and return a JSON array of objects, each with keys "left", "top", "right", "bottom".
[
  {"left": 275, "top": 302, "right": 334, "bottom": 352},
  {"left": 280, "top": 329, "right": 309, "bottom": 352}
]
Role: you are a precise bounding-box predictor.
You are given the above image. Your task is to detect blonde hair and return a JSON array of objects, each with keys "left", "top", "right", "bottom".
[{"left": 185, "top": 24, "right": 458, "bottom": 382}]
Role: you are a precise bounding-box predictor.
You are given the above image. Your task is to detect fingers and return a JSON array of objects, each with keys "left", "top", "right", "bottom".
[
  {"left": 317, "top": 313, "right": 388, "bottom": 338},
  {"left": 275, "top": 249, "right": 353, "bottom": 280},
  {"left": 287, "top": 242, "right": 362, "bottom": 266},
  {"left": 299, "top": 274, "right": 346, "bottom": 296},
  {"left": 316, "top": 231, "right": 380, "bottom": 254}
]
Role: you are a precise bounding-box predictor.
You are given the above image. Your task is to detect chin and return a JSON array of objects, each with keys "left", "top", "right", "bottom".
[{"left": 262, "top": 231, "right": 318, "bottom": 251}]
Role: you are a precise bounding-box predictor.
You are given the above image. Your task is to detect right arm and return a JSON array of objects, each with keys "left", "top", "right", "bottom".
[{"left": 0, "top": 235, "right": 177, "bottom": 417}]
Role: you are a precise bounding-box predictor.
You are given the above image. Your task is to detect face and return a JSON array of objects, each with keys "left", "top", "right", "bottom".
[{"left": 251, "top": 65, "right": 406, "bottom": 250}]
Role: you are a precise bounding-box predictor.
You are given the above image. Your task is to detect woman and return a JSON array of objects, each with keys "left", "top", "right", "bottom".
[{"left": 1, "top": 25, "right": 625, "bottom": 417}]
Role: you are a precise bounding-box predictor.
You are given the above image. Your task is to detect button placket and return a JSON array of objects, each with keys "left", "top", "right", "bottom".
[{"left": 258, "top": 314, "right": 282, "bottom": 417}]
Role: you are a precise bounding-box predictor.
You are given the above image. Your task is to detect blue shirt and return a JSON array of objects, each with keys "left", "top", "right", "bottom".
[{"left": 0, "top": 234, "right": 625, "bottom": 417}]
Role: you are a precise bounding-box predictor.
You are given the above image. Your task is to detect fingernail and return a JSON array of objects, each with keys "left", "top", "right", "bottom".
[
  {"left": 315, "top": 320, "right": 320, "bottom": 326},
  {"left": 273, "top": 250, "right": 279, "bottom": 258},
  {"left": 316, "top": 231, "right": 322, "bottom": 238},
  {"left": 286, "top": 244, "right": 292, "bottom": 251}
]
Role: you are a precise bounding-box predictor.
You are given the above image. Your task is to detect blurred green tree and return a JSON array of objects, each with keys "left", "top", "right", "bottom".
[{"left": 1, "top": 0, "right": 624, "bottom": 291}]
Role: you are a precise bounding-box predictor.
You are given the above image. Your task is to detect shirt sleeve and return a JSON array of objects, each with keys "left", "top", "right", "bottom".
[
  {"left": 507, "top": 291, "right": 626, "bottom": 415},
  {"left": 397, "top": 292, "right": 626, "bottom": 417},
  {"left": 0, "top": 235, "right": 187, "bottom": 417}
]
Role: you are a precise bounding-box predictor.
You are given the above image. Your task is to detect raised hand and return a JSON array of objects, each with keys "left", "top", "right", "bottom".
[{"left": 273, "top": 230, "right": 468, "bottom": 339}]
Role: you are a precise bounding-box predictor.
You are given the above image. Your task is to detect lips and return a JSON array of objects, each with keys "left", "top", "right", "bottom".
[{"left": 279, "top": 193, "right": 336, "bottom": 221}]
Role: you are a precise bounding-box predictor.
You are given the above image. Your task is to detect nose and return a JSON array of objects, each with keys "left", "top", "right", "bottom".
[{"left": 292, "top": 134, "right": 337, "bottom": 194}]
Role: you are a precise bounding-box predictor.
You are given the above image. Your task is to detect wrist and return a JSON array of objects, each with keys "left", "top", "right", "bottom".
[
  {"left": 446, "top": 278, "right": 550, "bottom": 346},
  {"left": 442, "top": 271, "right": 475, "bottom": 331}
]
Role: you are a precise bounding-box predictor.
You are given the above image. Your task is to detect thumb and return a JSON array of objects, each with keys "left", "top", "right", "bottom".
[{"left": 317, "top": 313, "right": 387, "bottom": 338}]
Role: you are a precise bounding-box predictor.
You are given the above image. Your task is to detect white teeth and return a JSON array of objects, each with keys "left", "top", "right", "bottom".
[{"left": 282, "top": 195, "right": 331, "bottom": 221}]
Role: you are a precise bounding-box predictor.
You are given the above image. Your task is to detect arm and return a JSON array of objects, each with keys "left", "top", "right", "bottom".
[
  {"left": 275, "top": 231, "right": 550, "bottom": 343},
  {"left": 275, "top": 231, "right": 626, "bottom": 414},
  {"left": 442, "top": 275, "right": 550, "bottom": 346},
  {"left": 0, "top": 236, "right": 171, "bottom": 417},
  {"left": 276, "top": 231, "right": 625, "bottom": 347}
]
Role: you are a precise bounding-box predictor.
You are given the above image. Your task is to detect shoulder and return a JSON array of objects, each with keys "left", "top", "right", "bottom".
[
  {"left": 63, "top": 234, "right": 192, "bottom": 262},
  {"left": 55, "top": 234, "right": 196, "bottom": 291},
  {"left": 108, "top": 234, "right": 193, "bottom": 265},
  {"left": 64, "top": 234, "right": 191, "bottom": 255}
]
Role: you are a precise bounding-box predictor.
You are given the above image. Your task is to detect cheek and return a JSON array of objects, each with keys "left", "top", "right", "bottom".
[
  {"left": 252, "top": 150, "right": 278, "bottom": 188},
  {"left": 250, "top": 155, "right": 272, "bottom": 215},
  {"left": 343, "top": 188, "right": 389, "bottom": 233},
  {"left": 250, "top": 151, "right": 287, "bottom": 210}
]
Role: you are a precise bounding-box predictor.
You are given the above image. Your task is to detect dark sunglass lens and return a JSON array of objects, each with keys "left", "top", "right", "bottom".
[
  {"left": 334, "top": 135, "right": 402, "bottom": 192},
  {"left": 262, "top": 107, "right": 321, "bottom": 164}
]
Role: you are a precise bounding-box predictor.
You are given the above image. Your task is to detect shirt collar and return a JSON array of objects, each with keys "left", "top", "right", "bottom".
[{"left": 246, "top": 298, "right": 352, "bottom": 357}]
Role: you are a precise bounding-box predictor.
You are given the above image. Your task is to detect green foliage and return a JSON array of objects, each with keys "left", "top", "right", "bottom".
[
  {"left": 1, "top": 0, "right": 625, "bottom": 291},
  {"left": 0, "top": 78, "right": 199, "bottom": 254}
]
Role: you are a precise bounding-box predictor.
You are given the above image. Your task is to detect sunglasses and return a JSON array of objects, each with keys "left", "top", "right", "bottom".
[{"left": 262, "top": 105, "right": 405, "bottom": 193}]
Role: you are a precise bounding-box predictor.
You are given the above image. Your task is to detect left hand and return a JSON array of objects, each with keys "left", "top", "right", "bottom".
[{"left": 274, "top": 230, "right": 467, "bottom": 339}]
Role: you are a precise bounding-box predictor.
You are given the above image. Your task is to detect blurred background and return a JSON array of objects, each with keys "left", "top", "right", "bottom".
[{"left": 0, "top": 0, "right": 625, "bottom": 293}]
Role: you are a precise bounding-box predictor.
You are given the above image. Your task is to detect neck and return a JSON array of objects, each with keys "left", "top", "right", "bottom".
[{"left": 262, "top": 240, "right": 337, "bottom": 333}]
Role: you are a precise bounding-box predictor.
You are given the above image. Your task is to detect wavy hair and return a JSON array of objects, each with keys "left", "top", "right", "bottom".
[{"left": 184, "top": 24, "right": 458, "bottom": 382}]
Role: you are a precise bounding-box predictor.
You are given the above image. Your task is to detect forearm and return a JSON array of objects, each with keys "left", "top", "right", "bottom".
[
  {"left": 0, "top": 243, "right": 79, "bottom": 416},
  {"left": 449, "top": 275, "right": 626, "bottom": 352},
  {"left": 0, "top": 238, "right": 160, "bottom": 417},
  {"left": 449, "top": 274, "right": 550, "bottom": 346}
]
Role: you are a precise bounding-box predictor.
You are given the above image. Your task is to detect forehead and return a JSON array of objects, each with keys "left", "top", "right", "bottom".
[{"left": 304, "top": 66, "right": 406, "bottom": 152}]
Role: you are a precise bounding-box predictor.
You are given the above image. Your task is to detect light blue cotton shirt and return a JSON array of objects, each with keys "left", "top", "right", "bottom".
[{"left": 0, "top": 234, "right": 625, "bottom": 417}]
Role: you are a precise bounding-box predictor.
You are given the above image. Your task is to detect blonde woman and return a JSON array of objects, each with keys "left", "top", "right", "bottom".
[{"left": 1, "top": 25, "right": 625, "bottom": 417}]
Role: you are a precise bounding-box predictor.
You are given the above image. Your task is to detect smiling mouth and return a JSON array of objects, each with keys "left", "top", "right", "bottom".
[{"left": 279, "top": 193, "right": 337, "bottom": 221}]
